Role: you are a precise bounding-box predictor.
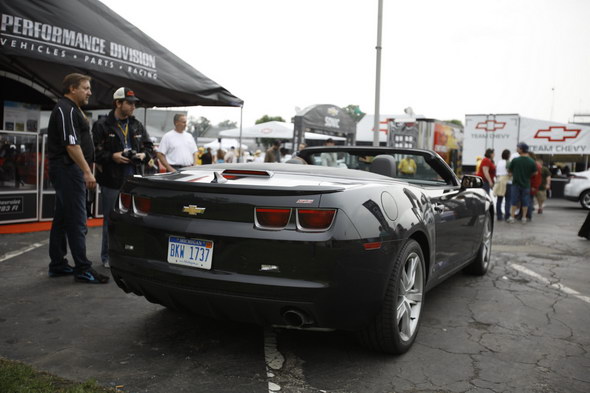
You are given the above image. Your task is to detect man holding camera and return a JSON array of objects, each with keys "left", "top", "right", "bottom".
[{"left": 93, "top": 87, "right": 154, "bottom": 268}]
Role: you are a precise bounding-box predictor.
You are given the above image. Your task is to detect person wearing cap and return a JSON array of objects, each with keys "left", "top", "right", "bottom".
[
  {"left": 92, "top": 87, "right": 154, "bottom": 268},
  {"left": 506, "top": 142, "right": 537, "bottom": 224},
  {"left": 156, "top": 114, "right": 198, "bottom": 172},
  {"left": 46, "top": 73, "right": 109, "bottom": 284}
]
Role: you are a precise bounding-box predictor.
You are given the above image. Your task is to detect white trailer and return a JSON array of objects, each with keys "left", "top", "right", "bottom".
[{"left": 464, "top": 114, "right": 590, "bottom": 167}]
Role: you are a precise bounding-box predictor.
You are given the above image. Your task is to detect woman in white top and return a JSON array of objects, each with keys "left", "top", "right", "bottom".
[{"left": 493, "top": 149, "right": 511, "bottom": 220}]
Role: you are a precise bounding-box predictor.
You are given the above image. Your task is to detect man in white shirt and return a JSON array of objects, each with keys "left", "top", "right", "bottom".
[{"left": 157, "top": 114, "right": 198, "bottom": 172}]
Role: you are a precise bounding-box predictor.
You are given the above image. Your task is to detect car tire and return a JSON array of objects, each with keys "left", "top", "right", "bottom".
[
  {"left": 463, "top": 212, "right": 492, "bottom": 276},
  {"left": 580, "top": 190, "right": 590, "bottom": 210},
  {"left": 358, "top": 239, "right": 425, "bottom": 354}
]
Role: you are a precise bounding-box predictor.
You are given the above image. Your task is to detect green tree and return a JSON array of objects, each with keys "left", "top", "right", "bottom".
[
  {"left": 255, "top": 115, "right": 285, "bottom": 124},
  {"left": 188, "top": 116, "right": 211, "bottom": 138},
  {"left": 342, "top": 104, "right": 366, "bottom": 123},
  {"left": 217, "top": 120, "right": 237, "bottom": 130},
  {"left": 445, "top": 119, "right": 464, "bottom": 127}
]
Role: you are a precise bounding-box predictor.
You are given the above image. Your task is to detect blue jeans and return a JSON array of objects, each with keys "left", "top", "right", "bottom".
[
  {"left": 510, "top": 184, "right": 531, "bottom": 213},
  {"left": 48, "top": 161, "right": 92, "bottom": 273},
  {"left": 100, "top": 185, "right": 120, "bottom": 263}
]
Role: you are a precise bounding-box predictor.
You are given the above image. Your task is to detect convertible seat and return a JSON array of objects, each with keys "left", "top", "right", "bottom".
[{"left": 370, "top": 155, "right": 397, "bottom": 178}]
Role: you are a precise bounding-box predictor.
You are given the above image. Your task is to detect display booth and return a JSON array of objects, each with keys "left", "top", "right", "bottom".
[
  {"left": 293, "top": 105, "right": 356, "bottom": 150},
  {"left": 0, "top": 0, "right": 241, "bottom": 225}
]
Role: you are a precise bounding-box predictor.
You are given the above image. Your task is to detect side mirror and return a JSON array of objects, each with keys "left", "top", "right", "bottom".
[{"left": 461, "top": 175, "right": 483, "bottom": 189}]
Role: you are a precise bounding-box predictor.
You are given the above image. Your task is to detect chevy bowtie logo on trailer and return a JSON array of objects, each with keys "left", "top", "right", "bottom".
[
  {"left": 475, "top": 120, "right": 506, "bottom": 132},
  {"left": 534, "top": 126, "right": 581, "bottom": 142}
]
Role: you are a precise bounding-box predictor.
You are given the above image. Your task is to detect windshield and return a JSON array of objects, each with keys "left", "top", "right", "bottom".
[{"left": 304, "top": 151, "right": 448, "bottom": 186}]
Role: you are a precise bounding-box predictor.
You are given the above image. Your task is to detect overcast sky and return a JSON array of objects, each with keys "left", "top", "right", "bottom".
[{"left": 98, "top": 0, "right": 590, "bottom": 127}]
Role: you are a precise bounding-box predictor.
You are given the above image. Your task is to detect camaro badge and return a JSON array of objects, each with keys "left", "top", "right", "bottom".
[{"left": 182, "top": 205, "right": 206, "bottom": 215}]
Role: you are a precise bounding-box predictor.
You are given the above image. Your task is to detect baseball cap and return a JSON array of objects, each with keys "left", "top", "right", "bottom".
[
  {"left": 113, "top": 87, "right": 140, "bottom": 102},
  {"left": 516, "top": 142, "right": 529, "bottom": 153}
]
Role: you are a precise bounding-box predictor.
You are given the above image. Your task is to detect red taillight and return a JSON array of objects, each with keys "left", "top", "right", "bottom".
[
  {"left": 255, "top": 208, "right": 291, "bottom": 229},
  {"left": 119, "top": 193, "right": 132, "bottom": 211},
  {"left": 363, "top": 242, "right": 382, "bottom": 250},
  {"left": 297, "top": 209, "right": 336, "bottom": 231},
  {"left": 133, "top": 196, "right": 152, "bottom": 215}
]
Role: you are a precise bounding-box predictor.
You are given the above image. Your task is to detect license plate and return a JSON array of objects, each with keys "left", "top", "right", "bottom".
[{"left": 167, "top": 236, "right": 213, "bottom": 270}]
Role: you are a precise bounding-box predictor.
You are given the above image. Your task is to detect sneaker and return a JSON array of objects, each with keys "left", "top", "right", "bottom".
[
  {"left": 102, "top": 261, "right": 110, "bottom": 269},
  {"left": 521, "top": 217, "right": 528, "bottom": 224},
  {"left": 506, "top": 217, "right": 516, "bottom": 223},
  {"left": 48, "top": 265, "right": 75, "bottom": 277},
  {"left": 74, "top": 268, "right": 110, "bottom": 284}
]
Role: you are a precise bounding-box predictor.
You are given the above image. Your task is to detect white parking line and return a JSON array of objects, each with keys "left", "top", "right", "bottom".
[
  {"left": 264, "top": 327, "right": 284, "bottom": 392},
  {"left": 0, "top": 240, "right": 48, "bottom": 263},
  {"left": 509, "top": 263, "right": 590, "bottom": 305}
]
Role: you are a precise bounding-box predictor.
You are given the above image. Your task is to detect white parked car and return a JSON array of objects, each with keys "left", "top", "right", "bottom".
[{"left": 564, "top": 169, "right": 590, "bottom": 210}]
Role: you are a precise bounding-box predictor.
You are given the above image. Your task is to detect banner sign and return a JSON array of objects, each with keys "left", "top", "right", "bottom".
[
  {"left": 3, "top": 101, "right": 40, "bottom": 132},
  {"left": 519, "top": 117, "right": 590, "bottom": 155},
  {"left": 0, "top": 12, "right": 158, "bottom": 81},
  {"left": 0, "top": 196, "right": 23, "bottom": 214}
]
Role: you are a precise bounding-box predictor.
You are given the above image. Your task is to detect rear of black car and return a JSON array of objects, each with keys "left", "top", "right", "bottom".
[{"left": 108, "top": 170, "right": 402, "bottom": 331}]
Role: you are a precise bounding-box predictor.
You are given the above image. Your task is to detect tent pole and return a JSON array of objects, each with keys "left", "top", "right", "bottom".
[
  {"left": 238, "top": 105, "right": 244, "bottom": 162},
  {"left": 143, "top": 107, "right": 147, "bottom": 137}
]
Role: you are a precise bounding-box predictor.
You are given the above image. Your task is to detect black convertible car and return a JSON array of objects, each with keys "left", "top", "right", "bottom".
[{"left": 109, "top": 146, "right": 493, "bottom": 354}]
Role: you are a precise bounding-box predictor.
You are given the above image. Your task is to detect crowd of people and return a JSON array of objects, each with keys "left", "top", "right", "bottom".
[
  {"left": 473, "top": 144, "right": 590, "bottom": 238},
  {"left": 475, "top": 142, "right": 552, "bottom": 224}
]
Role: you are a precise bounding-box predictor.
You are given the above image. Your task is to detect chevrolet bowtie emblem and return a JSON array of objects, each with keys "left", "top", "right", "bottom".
[{"left": 182, "top": 205, "right": 206, "bottom": 215}]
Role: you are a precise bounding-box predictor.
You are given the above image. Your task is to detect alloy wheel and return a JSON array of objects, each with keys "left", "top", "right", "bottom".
[
  {"left": 481, "top": 215, "right": 492, "bottom": 269},
  {"left": 397, "top": 251, "right": 424, "bottom": 342}
]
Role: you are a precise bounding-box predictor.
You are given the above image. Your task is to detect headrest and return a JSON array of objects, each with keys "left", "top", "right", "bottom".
[{"left": 370, "top": 155, "right": 397, "bottom": 177}]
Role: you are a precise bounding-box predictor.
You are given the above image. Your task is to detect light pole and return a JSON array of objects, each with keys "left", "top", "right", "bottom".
[{"left": 373, "top": 0, "right": 384, "bottom": 146}]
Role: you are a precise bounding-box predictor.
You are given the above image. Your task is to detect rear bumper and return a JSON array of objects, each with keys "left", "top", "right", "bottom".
[{"left": 109, "top": 240, "right": 400, "bottom": 331}]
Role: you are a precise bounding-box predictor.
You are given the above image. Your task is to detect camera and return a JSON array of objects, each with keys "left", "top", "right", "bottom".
[{"left": 122, "top": 149, "right": 142, "bottom": 162}]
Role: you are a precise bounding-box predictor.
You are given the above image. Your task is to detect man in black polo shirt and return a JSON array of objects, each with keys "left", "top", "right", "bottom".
[{"left": 47, "top": 73, "right": 108, "bottom": 284}]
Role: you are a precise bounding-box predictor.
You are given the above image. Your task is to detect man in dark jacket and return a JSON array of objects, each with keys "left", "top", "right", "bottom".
[{"left": 92, "top": 87, "right": 154, "bottom": 268}]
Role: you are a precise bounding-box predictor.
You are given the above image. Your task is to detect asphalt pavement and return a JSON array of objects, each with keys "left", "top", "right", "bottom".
[{"left": 0, "top": 198, "right": 589, "bottom": 393}]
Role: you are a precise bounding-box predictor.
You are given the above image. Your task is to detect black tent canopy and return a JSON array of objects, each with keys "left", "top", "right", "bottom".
[{"left": 0, "top": 0, "right": 242, "bottom": 109}]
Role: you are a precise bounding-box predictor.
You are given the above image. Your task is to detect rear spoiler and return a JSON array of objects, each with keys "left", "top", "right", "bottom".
[{"left": 123, "top": 176, "right": 345, "bottom": 196}]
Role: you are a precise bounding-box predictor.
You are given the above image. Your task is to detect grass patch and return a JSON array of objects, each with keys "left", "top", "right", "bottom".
[{"left": 0, "top": 357, "right": 122, "bottom": 393}]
